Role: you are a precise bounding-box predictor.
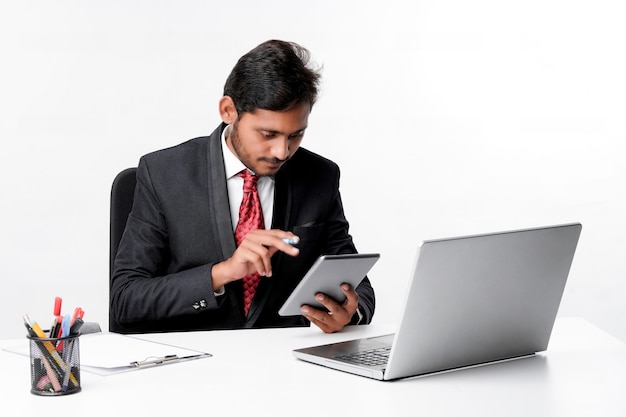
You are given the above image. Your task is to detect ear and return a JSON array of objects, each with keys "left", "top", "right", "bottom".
[{"left": 219, "top": 96, "right": 238, "bottom": 124}]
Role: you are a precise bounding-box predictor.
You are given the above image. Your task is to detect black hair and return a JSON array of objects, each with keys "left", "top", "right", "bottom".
[{"left": 223, "top": 40, "right": 322, "bottom": 116}]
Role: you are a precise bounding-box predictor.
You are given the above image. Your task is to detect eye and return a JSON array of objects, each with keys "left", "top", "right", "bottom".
[
  {"left": 261, "top": 131, "right": 277, "bottom": 139},
  {"left": 289, "top": 131, "right": 305, "bottom": 140}
]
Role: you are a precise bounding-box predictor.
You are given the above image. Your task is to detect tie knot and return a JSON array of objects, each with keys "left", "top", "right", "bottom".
[{"left": 238, "top": 169, "right": 258, "bottom": 191}]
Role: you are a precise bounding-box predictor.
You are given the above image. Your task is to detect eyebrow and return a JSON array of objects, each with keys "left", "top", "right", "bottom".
[{"left": 260, "top": 126, "right": 307, "bottom": 136}]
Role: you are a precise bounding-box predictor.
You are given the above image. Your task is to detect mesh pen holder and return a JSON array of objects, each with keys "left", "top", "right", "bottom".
[{"left": 27, "top": 333, "right": 81, "bottom": 396}]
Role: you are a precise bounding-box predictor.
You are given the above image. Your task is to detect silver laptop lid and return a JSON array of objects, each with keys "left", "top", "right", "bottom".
[{"left": 384, "top": 222, "right": 582, "bottom": 380}]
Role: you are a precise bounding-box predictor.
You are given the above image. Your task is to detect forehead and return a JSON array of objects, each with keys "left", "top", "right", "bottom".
[{"left": 239, "top": 103, "right": 311, "bottom": 133}]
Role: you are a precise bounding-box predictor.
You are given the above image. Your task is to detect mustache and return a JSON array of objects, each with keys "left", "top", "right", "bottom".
[{"left": 258, "top": 156, "right": 289, "bottom": 164}]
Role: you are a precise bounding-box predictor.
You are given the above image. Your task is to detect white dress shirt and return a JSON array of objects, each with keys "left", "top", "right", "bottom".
[{"left": 221, "top": 126, "right": 275, "bottom": 231}]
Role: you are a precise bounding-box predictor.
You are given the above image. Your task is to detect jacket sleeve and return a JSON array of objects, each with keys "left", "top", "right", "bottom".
[{"left": 109, "top": 157, "right": 221, "bottom": 329}]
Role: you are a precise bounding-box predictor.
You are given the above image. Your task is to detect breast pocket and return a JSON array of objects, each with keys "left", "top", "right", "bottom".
[
  {"left": 288, "top": 222, "right": 326, "bottom": 267},
  {"left": 293, "top": 222, "right": 324, "bottom": 244}
]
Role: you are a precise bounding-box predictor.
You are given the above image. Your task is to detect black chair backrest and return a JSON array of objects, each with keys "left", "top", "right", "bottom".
[{"left": 109, "top": 168, "right": 137, "bottom": 279}]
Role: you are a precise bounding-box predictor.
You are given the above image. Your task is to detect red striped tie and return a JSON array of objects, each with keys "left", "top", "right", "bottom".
[{"left": 235, "top": 169, "right": 265, "bottom": 316}]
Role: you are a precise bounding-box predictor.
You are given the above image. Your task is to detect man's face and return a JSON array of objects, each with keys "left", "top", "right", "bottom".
[{"left": 226, "top": 102, "right": 310, "bottom": 177}]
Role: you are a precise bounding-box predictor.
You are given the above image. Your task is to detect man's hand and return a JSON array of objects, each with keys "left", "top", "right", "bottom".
[
  {"left": 301, "top": 284, "right": 359, "bottom": 333},
  {"left": 212, "top": 229, "right": 299, "bottom": 290}
]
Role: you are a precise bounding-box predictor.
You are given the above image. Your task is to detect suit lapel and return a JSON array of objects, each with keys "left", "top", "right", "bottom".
[
  {"left": 206, "top": 124, "right": 237, "bottom": 260},
  {"left": 205, "top": 124, "right": 246, "bottom": 325},
  {"left": 271, "top": 165, "right": 292, "bottom": 230}
]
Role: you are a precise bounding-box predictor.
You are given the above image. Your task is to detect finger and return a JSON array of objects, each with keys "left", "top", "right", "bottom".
[
  {"left": 239, "top": 241, "right": 273, "bottom": 277},
  {"left": 269, "top": 233, "right": 299, "bottom": 256},
  {"left": 248, "top": 241, "right": 273, "bottom": 276},
  {"left": 340, "top": 284, "right": 359, "bottom": 309},
  {"left": 234, "top": 232, "right": 275, "bottom": 273},
  {"left": 313, "top": 291, "right": 356, "bottom": 326},
  {"left": 311, "top": 318, "right": 334, "bottom": 334},
  {"left": 314, "top": 292, "right": 353, "bottom": 321},
  {"left": 246, "top": 230, "right": 300, "bottom": 257},
  {"left": 279, "top": 234, "right": 300, "bottom": 256},
  {"left": 301, "top": 305, "right": 330, "bottom": 324},
  {"left": 314, "top": 292, "right": 340, "bottom": 315},
  {"left": 301, "top": 307, "right": 337, "bottom": 334},
  {"left": 280, "top": 241, "right": 300, "bottom": 256},
  {"left": 232, "top": 246, "right": 269, "bottom": 277},
  {"left": 302, "top": 302, "right": 347, "bottom": 330}
]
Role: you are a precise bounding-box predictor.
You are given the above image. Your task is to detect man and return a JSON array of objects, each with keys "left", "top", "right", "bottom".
[{"left": 110, "top": 40, "right": 375, "bottom": 334}]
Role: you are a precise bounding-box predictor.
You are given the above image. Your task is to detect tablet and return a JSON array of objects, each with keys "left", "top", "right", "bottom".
[{"left": 278, "top": 253, "right": 380, "bottom": 316}]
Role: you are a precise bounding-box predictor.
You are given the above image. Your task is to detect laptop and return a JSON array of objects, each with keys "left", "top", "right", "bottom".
[{"left": 292, "top": 222, "right": 582, "bottom": 380}]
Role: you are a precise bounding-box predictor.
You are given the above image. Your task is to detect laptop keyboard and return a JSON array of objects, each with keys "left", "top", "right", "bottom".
[{"left": 335, "top": 346, "right": 391, "bottom": 367}]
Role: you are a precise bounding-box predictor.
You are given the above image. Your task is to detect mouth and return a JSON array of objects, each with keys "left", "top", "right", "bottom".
[{"left": 260, "top": 158, "right": 286, "bottom": 170}]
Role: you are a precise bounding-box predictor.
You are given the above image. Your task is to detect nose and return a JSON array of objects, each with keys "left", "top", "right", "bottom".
[{"left": 271, "top": 138, "right": 290, "bottom": 160}]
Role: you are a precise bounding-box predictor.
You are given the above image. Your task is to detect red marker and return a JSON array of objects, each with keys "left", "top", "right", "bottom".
[
  {"left": 70, "top": 307, "right": 84, "bottom": 325},
  {"left": 53, "top": 297, "right": 62, "bottom": 319},
  {"left": 51, "top": 297, "right": 63, "bottom": 338}
]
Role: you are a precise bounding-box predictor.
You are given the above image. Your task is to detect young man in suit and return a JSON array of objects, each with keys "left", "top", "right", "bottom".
[{"left": 110, "top": 40, "right": 375, "bottom": 334}]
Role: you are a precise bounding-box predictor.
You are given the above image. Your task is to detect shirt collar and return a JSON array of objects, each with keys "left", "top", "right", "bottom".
[{"left": 221, "top": 125, "right": 248, "bottom": 179}]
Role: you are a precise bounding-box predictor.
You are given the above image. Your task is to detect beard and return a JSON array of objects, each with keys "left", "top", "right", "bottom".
[
  {"left": 228, "top": 122, "right": 286, "bottom": 177},
  {"left": 228, "top": 122, "right": 250, "bottom": 167}
]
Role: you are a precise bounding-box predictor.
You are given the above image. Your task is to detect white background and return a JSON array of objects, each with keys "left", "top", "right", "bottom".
[{"left": 1, "top": 1, "right": 624, "bottom": 341}]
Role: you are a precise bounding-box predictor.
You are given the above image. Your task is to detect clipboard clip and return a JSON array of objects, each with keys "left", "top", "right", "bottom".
[
  {"left": 130, "top": 355, "right": 181, "bottom": 368},
  {"left": 130, "top": 352, "right": 212, "bottom": 368}
]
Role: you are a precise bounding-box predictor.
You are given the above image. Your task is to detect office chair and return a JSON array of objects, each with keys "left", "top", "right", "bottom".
[
  {"left": 109, "top": 167, "right": 137, "bottom": 333},
  {"left": 109, "top": 167, "right": 137, "bottom": 278},
  {"left": 58, "top": 168, "right": 135, "bottom": 336}
]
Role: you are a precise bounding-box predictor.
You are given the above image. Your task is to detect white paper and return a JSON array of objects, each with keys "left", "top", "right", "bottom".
[{"left": 2, "top": 332, "right": 211, "bottom": 376}]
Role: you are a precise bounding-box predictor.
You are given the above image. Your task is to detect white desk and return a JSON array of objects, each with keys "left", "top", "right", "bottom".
[{"left": 1, "top": 317, "right": 625, "bottom": 416}]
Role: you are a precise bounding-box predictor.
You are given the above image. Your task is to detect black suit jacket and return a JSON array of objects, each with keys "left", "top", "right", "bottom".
[{"left": 110, "top": 124, "right": 375, "bottom": 333}]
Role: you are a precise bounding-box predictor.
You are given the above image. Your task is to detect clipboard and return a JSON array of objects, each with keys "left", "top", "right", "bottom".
[
  {"left": 78, "top": 332, "right": 211, "bottom": 375},
  {"left": 2, "top": 332, "right": 212, "bottom": 376}
]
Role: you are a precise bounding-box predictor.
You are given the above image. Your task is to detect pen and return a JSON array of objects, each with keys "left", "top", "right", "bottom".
[
  {"left": 70, "top": 317, "right": 84, "bottom": 335},
  {"left": 23, "top": 315, "right": 37, "bottom": 337},
  {"left": 57, "top": 314, "right": 71, "bottom": 352},
  {"left": 49, "top": 317, "right": 59, "bottom": 339},
  {"left": 61, "top": 347, "right": 72, "bottom": 391},
  {"left": 41, "top": 355, "right": 62, "bottom": 392}
]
